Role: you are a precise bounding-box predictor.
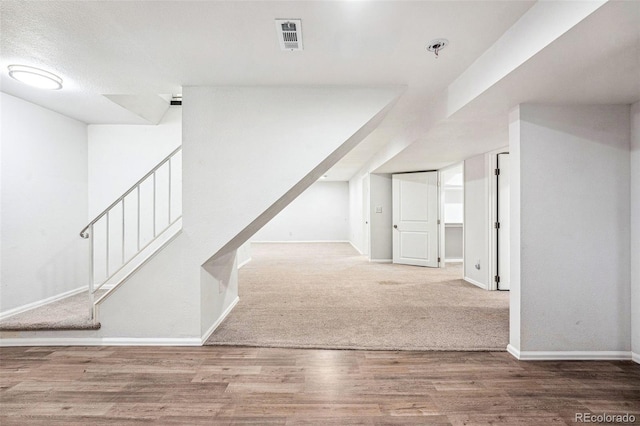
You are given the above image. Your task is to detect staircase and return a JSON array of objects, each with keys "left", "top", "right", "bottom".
[
  {"left": 0, "top": 147, "right": 183, "bottom": 332},
  {"left": 0, "top": 86, "right": 401, "bottom": 344},
  {"left": 81, "top": 146, "right": 183, "bottom": 325}
]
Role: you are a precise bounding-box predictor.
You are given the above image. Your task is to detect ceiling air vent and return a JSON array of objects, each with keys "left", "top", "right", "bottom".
[{"left": 275, "top": 19, "right": 303, "bottom": 51}]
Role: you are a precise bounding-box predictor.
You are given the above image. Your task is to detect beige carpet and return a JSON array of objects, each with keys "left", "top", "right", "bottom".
[
  {"left": 0, "top": 291, "right": 103, "bottom": 331},
  {"left": 206, "top": 243, "right": 509, "bottom": 351}
]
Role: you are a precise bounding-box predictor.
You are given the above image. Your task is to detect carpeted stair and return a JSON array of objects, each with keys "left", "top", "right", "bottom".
[{"left": 0, "top": 290, "right": 105, "bottom": 331}]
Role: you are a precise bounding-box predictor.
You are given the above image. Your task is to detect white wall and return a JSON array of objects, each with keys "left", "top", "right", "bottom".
[
  {"left": 191, "top": 86, "right": 398, "bottom": 338},
  {"left": 86, "top": 107, "right": 182, "bottom": 284},
  {"left": 0, "top": 95, "right": 2, "bottom": 307},
  {"left": 509, "top": 107, "right": 522, "bottom": 350},
  {"left": 442, "top": 164, "right": 464, "bottom": 224},
  {"left": 369, "top": 173, "right": 392, "bottom": 261},
  {"left": 631, "top": 101, "right": 640, "bottom": 359},
  {"left": 94, "top": 86, "right": 399, "bottom": 340},
  {"left": 349, "top": 172, "right": 391, "bottom": 259},
  {"left": 253, "top": 181, "right": 349, "bottom": 242},
  {"left": 88, "top": 106, "right": 181, "bottom": 217},
  {"left": 444, "top": 188, "right": 464, "bottom": 224},
  {"left": 445, "top": 226, "right": 463, "bottom": 260},
  {"left": 349, "top": 173, "right": 366, "bottom": 254},
  {"left": 463, "top": 154, "right": 489, "bottom": 288},
  {"left": 237, "top": 241, "right": 251, "bottom": 269},
  {"left": 512, "top": 104, "right": 631, "bottom": 354},
  {"left": 0, "top": 93, "right": 88, "bottom": 312}
]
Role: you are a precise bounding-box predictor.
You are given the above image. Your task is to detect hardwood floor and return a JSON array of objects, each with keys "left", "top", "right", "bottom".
[{"left": 1, "top": 346, "right": 639, "bottom": 425}]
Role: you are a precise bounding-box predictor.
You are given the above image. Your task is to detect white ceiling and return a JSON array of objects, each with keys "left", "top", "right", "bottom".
[
  {"left": 377, "top": 0, "right": 640, "bottom": 174},
  {"left": 0, "top": 0, "right": 535, "bottom": 179},
  {"left": 3, "top": 1, "right": 637, "bottom": 182}
]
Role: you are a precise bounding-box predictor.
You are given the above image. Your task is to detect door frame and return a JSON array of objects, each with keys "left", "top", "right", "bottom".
[
  {"left": 495, "top": 152, "right": 510, "bottom": 291},
  {"left": 489, "top": 150, "right": 510, "bottom": 291}
]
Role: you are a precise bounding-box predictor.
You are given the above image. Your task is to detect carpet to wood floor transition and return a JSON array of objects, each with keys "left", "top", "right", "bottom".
[{"left": 206, "top": 243, "right": 510, "bottom": 351}]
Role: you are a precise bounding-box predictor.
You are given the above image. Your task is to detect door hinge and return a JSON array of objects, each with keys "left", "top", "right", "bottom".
[
  {"left": 437, "top": 219, "right": 441, "bottom": 225},
  {"left": 438, "top": 257, "right": 441, "bottom": 263},
  {"left": 494, "top": 222, "right": 500, "bottom": 229},
  {"left": 495, "top": 275, "right": 500, "bottom": 283},
  {"left": 495, "top": 168, "right": 500, "bottom": 176}
]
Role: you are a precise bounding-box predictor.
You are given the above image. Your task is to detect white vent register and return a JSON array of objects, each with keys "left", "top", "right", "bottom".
[{"left": 275, "top": 19, "right": 303, "bottom": 51}]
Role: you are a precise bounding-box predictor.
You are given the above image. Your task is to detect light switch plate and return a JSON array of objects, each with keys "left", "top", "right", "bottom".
[{"left": 375, "top": 206, "right": 383, "bottom": 213}]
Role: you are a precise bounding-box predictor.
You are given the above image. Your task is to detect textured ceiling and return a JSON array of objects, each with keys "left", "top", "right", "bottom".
[
  {"left": 0, "top": 0, "right": 535, "bottom": 180},
  {"left": 376, "top": 0, "right": 640, "bottom": 174},
  {"left": 4, "top": 2, "right": 637, "bottom": 182}
]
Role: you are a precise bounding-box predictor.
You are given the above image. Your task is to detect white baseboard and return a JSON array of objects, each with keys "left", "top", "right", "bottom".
[
  {"left": 632, "top": 352, "right": 640, "bottom": 364},
  {"left": 237, "top": 257, "right": 252, "bottom": 269},
  {"left": 463, "top": 277, "right": 488, "bottom": 290},
  {"left": 201, "top": 296, "right": 239, "bottom": 344},
  {"left": 0, "top": 336, "right": 202, "bottom": 347},
  {"left": 445, "top": 258, "right": 463, "bottom": 263},
  {"left": 507, "top": 344, "right": 520, "bottom": 359},
  {"left": 509, "top": 347, "right": 633, "bottom": 361},
  {"left": 0, "top": 286, "right": 86, "bottom": 321},
  {"left": 370, "top": 258, "right": 392, "bottom": 263},
  {"left": 348, "top": 241, "right": 364, "bottom": 255},
  {"left": 252, "top": 240, "right": 351, "bottom": 244},
  {"left": 0, "top": 295, "right": 240, "bottom": 348}
]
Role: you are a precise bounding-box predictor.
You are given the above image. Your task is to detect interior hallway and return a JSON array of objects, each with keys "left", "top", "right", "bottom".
[{"left": 207, "top": 243, "right": 509, "bottom": 351}]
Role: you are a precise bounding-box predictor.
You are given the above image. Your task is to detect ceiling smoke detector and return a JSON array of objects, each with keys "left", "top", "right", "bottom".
[
  {"left": 275, "top": 19, "right": 303, "bottom": 51},
  {"left": 427, "top": 38, "right": 449, "bottom": 58}
]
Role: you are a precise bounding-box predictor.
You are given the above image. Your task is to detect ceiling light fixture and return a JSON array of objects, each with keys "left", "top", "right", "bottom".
[
  {"left": 427, "top": 39, "right": 449, "bottom": 59},
  {"left": 8, "top": 65, "right": 63, "bottom": 90}
]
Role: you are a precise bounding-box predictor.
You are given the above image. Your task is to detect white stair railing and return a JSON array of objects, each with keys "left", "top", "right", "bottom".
[{"left": 80, "top": 146, "right": 182, "bottom": 323}]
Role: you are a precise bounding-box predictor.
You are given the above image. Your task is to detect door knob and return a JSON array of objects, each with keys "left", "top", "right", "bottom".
[{"left": 393, "top": 224, "right": 398, "bottom": 229}]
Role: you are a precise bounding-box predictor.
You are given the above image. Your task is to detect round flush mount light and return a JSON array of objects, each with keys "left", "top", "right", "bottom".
[
  {"left": 8, "top": 65, "right": 63, "bottom": 90},
  {"left": 427, "top": 38, "right": 449, "bottom": 59}
]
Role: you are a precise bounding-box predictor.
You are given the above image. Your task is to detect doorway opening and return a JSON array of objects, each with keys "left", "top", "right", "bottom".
[{"left": 440, "top": 164, "right": 464, "bottom": 270}]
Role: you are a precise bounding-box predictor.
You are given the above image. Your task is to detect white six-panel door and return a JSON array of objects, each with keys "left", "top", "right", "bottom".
[{"left": 392, "top": 172, "right": 439, "bottom": 267}]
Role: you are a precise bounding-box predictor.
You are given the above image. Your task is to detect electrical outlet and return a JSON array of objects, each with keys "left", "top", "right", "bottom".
[{"left": 375, "top": 206, "right": 382, "bottom": 213}]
